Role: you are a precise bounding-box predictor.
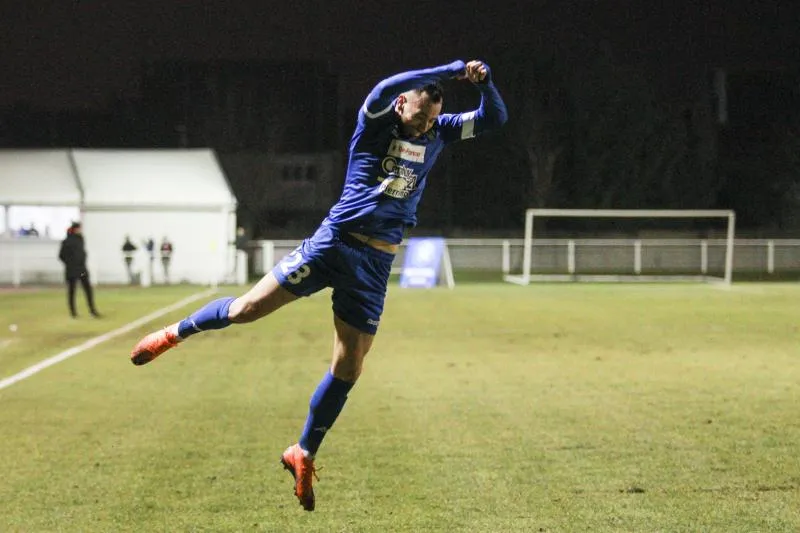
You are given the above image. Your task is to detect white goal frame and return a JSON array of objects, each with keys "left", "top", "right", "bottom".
[{"left": 504, "top": 209, "right": 736, "bottom": 285}]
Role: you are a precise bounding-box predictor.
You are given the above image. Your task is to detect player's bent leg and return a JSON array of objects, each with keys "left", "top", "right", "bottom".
[
  {"left": 330, "top": 314, "right": 375, "bottom": 381},
  {"left": 283, "top": 315, "right": 375, "bottom": 511},
  {"left": 302, "top": 315, "right": 373, "bottom": 455},
  {"left": 130, "top": 272, "right": 299, "bottom": 366},
  {"left": 227, "top": 271, "right": 299, "bottom": 323}
]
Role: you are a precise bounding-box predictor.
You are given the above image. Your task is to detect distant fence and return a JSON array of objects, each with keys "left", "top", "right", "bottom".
[
  {"left": 248, "top": 238, "right": 800, "bottom": 278},
  {"left": 0, "top": 238, "right": 242, "bottom": 286},
  {"left": 3, "top": 237, "right": 799, "bottom": 286}
]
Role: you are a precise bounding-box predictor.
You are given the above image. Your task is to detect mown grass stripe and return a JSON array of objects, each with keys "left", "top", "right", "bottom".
[{"left": 0, "top": 288, "right": 216, "bottom": 391}]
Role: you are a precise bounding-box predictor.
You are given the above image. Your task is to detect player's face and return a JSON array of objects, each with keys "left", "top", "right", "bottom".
[{"left": 396, "top": 91, "right": 442, "bottom": 138}]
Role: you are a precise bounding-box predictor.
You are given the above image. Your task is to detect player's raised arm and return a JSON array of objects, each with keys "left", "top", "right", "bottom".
[
  {"left": 362, "top": 60, "right": 466, "bottom": 119},
  {"left": 438, "top": 60, "right": 509, "bottom": 143}
]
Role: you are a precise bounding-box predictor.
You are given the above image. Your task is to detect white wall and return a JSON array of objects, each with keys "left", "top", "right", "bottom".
[
  {"left": 82, "top": 209, "right": 236, "bottom": 285},
  {"left": 0, "top": 239, "right": 63, "bottom": 284}
]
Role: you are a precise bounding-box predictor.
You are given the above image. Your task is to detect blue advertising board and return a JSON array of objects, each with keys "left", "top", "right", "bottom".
[{"left": 399, "top": 237, "right": 453, "bottom": 289}]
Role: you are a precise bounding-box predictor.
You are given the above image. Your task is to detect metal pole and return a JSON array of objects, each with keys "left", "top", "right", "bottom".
[
  {"left": 522, "top": 210, "right": 534, "bottom": 284},
  {"left": 724, "top": 212, "right": 736, "bottom": 285}
]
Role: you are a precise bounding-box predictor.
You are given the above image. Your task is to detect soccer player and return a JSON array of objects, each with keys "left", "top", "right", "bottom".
[{"left": 129, "top": 59, "right": 508, "bottom": 511}]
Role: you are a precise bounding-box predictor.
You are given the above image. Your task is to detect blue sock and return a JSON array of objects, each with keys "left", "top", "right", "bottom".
[
  {"left": 298, "top": 372, "right": 354, "bottom": 456},
  {"left": 177, "top": 297, "right": 236, "bottom": 339}
]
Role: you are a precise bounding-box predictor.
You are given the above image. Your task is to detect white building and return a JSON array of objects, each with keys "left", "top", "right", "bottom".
[{"left": 0, "top": 149, "right": 238, "bottom": 285}]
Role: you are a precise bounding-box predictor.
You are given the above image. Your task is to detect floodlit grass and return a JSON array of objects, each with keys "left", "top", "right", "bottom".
[{"left": 0, "top": 282, "right": 799, "bottom": 532}]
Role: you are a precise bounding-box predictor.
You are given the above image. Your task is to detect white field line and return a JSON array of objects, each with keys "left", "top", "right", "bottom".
[{"left": 0, "top": 288, "right": 217, "bottom": 392}]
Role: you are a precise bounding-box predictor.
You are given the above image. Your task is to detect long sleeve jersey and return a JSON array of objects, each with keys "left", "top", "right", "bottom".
[{"left": 322, "top": 60, "right": 508, "bottom": 244}]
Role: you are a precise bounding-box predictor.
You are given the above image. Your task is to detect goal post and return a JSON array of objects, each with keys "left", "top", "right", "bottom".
[{"left": 504, "top": 209, "right": 736, "bottom": 285}]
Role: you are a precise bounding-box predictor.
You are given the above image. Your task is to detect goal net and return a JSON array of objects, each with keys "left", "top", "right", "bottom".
[{"left": 503, "top": 209, "right": 736, "bottom": 285}]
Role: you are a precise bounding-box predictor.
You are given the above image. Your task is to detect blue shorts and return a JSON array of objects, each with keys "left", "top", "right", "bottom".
[{"left": 272, "top": 226, "right": 395, "bottom": 335}]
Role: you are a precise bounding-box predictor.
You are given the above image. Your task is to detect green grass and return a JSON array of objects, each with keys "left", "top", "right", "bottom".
[{"left": 1, "top": 282, "right": 799, "bottom": 532}]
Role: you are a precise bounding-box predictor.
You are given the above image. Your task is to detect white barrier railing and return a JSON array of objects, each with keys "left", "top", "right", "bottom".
[
  {"left": 3, "top": 237, "right": 800, "bottom": 286},
  {"left": 248, "top": 238, "right": 800, "bottom": 279}
]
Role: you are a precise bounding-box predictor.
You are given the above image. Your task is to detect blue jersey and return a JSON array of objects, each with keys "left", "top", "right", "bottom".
[{"left": 322, "top": 60, "right": 508, "bottom": 244}]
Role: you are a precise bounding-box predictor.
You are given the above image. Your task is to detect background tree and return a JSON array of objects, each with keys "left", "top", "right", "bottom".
[
  {"left": 499, "top": 43, "right": 723, "bottom": 217},
  {"left": 718, "top": 124, "right": 800, "bottom": 229}
]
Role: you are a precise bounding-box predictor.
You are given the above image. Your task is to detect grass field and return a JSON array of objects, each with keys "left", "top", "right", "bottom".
[{"left": 0, "top": 282, "right": 799, "bottom": 532}]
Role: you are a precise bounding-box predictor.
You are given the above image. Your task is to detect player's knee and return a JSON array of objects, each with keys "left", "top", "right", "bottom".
[
  {"left": 331, "top": 359, "right": 363, "bottom": 382},
  {"left": 335, "top": 369, "right": 361, "bottom": 382},
  {"left": 227, "top": 297, "right": 259, "bottom": 323},
  {"left": 331, "top": 347, "right": 369, "bottom": 382}
]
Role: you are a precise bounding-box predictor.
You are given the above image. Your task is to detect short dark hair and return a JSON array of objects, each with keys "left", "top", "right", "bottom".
[{"left": 417, "top": 82, "right": 444, "bottom": 103}]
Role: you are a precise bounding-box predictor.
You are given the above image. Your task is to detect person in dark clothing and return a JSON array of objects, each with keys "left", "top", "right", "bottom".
[
  {"left": 122, "top": 236, "right": 137, "bottom": 284},
  {"left": 58, "top": 222, "right": 100, "bottom": 318},
  {"left": 234, "top": 226, "right": 247, "bottom": 251},
  {"left": 232, "top": 226, "right": 248, "bottom": 276},
  {"left": 144, "top": 236, "right": 155, "bottom": 283}
]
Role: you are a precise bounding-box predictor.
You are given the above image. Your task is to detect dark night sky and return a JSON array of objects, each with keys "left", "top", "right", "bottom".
[{"left": 0, "top": 1, "right": 798, "bottom": 110}]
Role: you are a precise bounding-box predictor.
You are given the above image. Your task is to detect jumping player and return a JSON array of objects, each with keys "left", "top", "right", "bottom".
[{"left": 129, "top": 59, "right": 508, "bottom": 511}]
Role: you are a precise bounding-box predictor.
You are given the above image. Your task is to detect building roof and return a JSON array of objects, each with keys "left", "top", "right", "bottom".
[
  {"left": 0, "top": 150, "right": 82, "bottom": 205},
  {"left": 0, "top": 149, "right": 236, "bottom": 209}
]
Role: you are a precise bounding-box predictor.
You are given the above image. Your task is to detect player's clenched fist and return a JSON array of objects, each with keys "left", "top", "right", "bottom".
[{"left": 465, "top": 60, "right": 488, "bottom": 83}]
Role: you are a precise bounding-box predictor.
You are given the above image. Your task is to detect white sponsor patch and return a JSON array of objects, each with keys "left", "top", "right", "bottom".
[
  {"left": 460, "top": 111, "right": 476, "bottom": 140},
  {"left": 388, "top": 139, "right": 426, "bottom": 163}
]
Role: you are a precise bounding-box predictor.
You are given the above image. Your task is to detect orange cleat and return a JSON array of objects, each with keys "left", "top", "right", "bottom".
[
  {"left": 130, "top": 328, "right": 179, "bottom": 366},
  {"left": 280, "top": 444, "right": 318, "bottom": 511}
]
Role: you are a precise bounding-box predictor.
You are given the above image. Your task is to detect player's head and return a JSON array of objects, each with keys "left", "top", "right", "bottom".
[
  {"left": 395, "top": 83, "right": 443, "bottom": 138},
  {"left": 69, "top": 222, "right": 82, "bottom": 235}
]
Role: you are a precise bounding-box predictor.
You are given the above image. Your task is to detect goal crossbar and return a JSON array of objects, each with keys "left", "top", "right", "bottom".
[{"left": 505, "top": 208, "right": 736, "bottom": 285}]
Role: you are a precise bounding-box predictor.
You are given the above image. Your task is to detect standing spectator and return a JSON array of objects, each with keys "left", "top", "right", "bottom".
[
  {"left": 122, "top": 235, "right": 137, "bottom": 284},
  {"left": 159, "top": 236, "right": 174, "bottom": 284},
  {"left": 144, "top": 236, "right": 155, "bottom": 282},
  {"left": 58, "top": 222, "right": 100, "bottom": 318},
  {"left": 234, "top": 226, "right": 247, "bottom": 251},
  {"left": 233, "top": 226, "right": 248, "bottom": 276}
]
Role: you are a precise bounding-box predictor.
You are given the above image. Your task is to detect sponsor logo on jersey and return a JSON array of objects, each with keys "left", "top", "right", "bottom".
[
  {"left": 378, "top": 163, "right": 418, "bottom": 199},
  {"left": 381, "top": 157, "right": 397, "bottom": 174},
  {"left": 388, "top": 139, "right": 426, "bottom": 163}
]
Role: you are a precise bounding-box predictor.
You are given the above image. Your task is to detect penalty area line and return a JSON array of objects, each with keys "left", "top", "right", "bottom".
[{"left": 0, "top": 288, "right": 217, "bottom": 392}]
